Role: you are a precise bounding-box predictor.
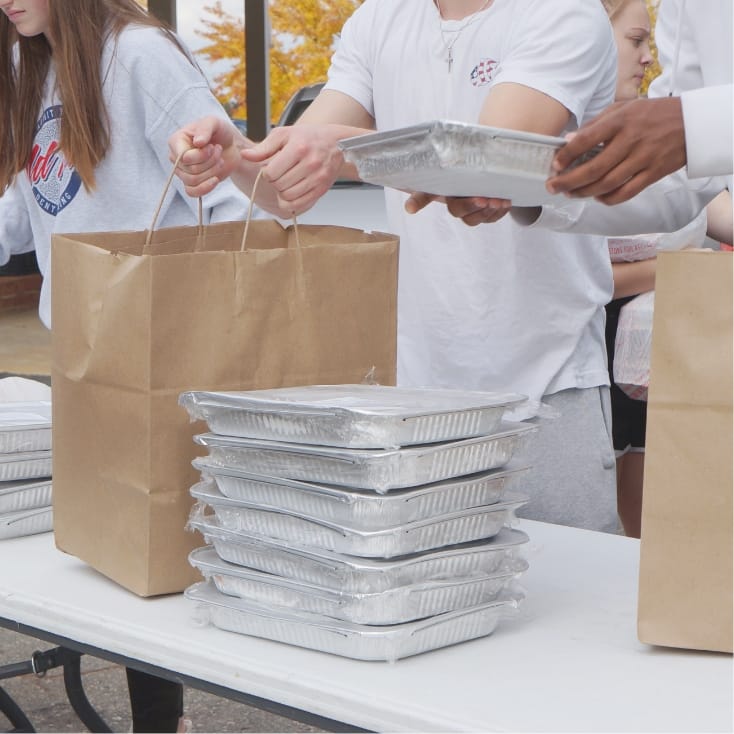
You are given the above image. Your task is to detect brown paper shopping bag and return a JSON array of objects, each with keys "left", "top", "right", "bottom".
[
  {"left": 51, "top": 201, "right": 398, "bottom": 596},
  {"left": 638, "top": 250, "right": 733, "bottom": 652}
]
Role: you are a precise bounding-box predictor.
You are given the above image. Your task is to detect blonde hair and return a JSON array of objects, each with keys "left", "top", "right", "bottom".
[
  {"left": 601, "top": 0, "right": 637, "bottom": 20},
  {"left": 0, "top": 0, "right": 190, "bottom": 192}
]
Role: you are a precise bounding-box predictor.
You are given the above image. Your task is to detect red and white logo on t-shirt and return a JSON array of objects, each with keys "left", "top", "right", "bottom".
[{"left": 470, "top": 58, "right": 498, "bottom": 86}]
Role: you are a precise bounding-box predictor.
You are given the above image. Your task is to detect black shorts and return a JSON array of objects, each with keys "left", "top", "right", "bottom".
[{"left": 605, "top": 297, "right": 647, "bottom": 452}]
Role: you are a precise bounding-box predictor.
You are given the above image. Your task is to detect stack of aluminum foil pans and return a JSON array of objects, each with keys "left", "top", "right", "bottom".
[
  {"left": 181, "top": 384, "right": 536, "bottom": 661},
  {"left": 0, "top": 401, "right": 53, "bottom": 540}
]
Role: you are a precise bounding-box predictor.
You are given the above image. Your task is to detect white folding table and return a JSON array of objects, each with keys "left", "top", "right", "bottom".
[{"left": 0, "top": 519, "right": 731, "bottom": 732}]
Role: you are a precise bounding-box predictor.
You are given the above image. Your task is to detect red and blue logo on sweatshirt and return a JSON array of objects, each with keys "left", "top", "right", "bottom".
[{"left": 27, "top": 105, "right": 82, "bottom": 216}]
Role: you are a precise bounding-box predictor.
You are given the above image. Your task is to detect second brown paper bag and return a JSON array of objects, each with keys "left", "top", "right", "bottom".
[{"left": 638, "top": 250, "right": 733, "bottom": 653}]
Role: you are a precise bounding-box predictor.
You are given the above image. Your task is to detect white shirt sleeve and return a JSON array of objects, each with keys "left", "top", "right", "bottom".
[
  {"left": 323, "top": 0, "right": 377, "bottom": 118},
  {"left": 490, "top": 0, "right": 617, "bottom": 127},
  {"left": 682, "top": 85, "right": 733, "bottom": 178},
  {"left": 110, "top": 27, "right": 252, "bottom": 225},
  {"left": 512, "top": 171, "right": 724, "bottom": 236},
  {"left": 649, "top": 0, "right": 733, "bottom": 179}
]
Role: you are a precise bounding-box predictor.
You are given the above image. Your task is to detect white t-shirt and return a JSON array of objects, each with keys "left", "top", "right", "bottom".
[
  {"left": 0, "top": 25, "right": 251, "bottom": 327},
  {"left": 325, "top": 0, "right": 617, "bottom": 405}
]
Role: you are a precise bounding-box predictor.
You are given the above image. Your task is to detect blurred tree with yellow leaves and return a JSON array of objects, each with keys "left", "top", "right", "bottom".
[
  {"left": 641, "top": 0, "right": 662, "bottom": 95},
  {"left": 195, "top": 0, "right": 363, "bottom": 122}
]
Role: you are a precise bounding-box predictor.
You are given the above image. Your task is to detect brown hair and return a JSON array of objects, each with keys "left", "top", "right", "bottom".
[{"left": 0, "top": 0, "right": 189, "bottom": 192}]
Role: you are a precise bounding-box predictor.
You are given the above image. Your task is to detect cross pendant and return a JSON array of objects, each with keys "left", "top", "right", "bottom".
[{"left": 447, "top": 46, "right": 453, "bottom": 73}]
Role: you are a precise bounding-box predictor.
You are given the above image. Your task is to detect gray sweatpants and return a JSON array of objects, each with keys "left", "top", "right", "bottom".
[{"left": 514, "top": 386, "right": 619, "bottom": 534}]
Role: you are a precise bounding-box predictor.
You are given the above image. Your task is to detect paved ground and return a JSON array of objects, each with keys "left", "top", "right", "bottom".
[{"left": 0, "top": 627, "right": 321, "bottom": 733}]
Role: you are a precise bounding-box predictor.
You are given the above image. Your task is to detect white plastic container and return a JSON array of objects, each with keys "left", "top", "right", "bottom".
[
  {"left": 0, "top": 506, "right": 53, "bottom": 540},
  {"left": 191, "top": 482, "right": 527, "bottom": 558},
  {"left": 194, "top": 457, "right": 527, "bottom": 529},
  {"left": 0, "top": 401, "right": 52, "bottom": 453},
  {"left": 0, "top": 479, "right": 52, "bottom": 514},
  {"left": 188, "top": 517, "right": 529, "bottom": 593},
  {"left": 0, "top": 450, "right": 53, "bottom": 482},
  {"left": 189, "top": 546, "right": 527, "bottom": 625},
  {"left": 186, "top": 580, "right": 522, "bottom": 662},
  {"left": 194, "top": 422, "right": 536, "bottom": 492},
  {"left": 180, "top": 384, "right": 526, "bottom": 448}
]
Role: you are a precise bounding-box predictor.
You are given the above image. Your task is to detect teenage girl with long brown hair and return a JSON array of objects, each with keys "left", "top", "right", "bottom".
[
  {"left": 0, "top": 0, "right": 247, "bottom": 329},
  {"left": 0, "top": 1, "right": 249, "bottom": 730}
]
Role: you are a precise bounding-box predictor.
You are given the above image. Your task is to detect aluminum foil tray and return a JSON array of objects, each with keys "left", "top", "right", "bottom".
[
  {"left": 192, "top": 482, "right": 527, "bottom": 558},
  {"left": 180, "top": 385, "right": 526, "bottom": 449},
  {"left": 194, "top": 457, "right": 527, "bottom": 530},
  {"left": 0, "top": 402, "right": 52, "bottom": 453},
  {"left": 0, "top": 450, "right": 53, "bottom": 482},
  {"left": 188, "top": 517, "right": 529, "bottom": 593},
  {"left": 0, "top": 506, "right": 53, "bottom": 540},
  {"left": 0, "top": 479, "right": 52, "bottom": 514},
  {"left": 338, "top": 120, "right": 596, "bottom": 206},
  {"left": 186, "top": 580, "right": 521, "bottom": 662},
  {"left": 190, "top": 546, "right": 527, "bottom": 625},
  {"left": 194, "top": 422, "right": 536, "bottom": 492}
]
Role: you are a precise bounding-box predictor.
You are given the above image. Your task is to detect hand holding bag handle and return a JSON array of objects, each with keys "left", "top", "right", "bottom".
[
  {"left": 240, "top": 168, "right": 302, "bottom": 251},
  {"left": 144, "top": 150, "right": 204, "bottom": 251},
  {"left": 146, "top": 155, "right": 302, "bottom": 257}
]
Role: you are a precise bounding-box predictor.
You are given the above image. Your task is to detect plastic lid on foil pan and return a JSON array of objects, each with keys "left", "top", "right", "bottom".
[
  {"left": 180, "top": 384, "right": 527, "bottom": 449},
  {"left": 338, "top": 120, "right": 599, "bottom": 206},
  {"left": 0, "top": 401, "right": 52, "bottom": 431}
]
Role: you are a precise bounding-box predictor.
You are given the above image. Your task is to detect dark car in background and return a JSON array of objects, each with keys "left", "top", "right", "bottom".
[
  {"left": 277, "top": 82, "right": 326, "bottom": 126},
  {"left": 227, "top": 81, "right": 323, "bottom": 137}
]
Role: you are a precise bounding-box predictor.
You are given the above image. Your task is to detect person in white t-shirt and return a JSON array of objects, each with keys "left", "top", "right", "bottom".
[{"left": 169, "top": 0, "right": 622, "bottom": 533}]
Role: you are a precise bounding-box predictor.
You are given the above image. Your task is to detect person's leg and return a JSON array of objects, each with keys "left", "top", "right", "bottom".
[
  {"left": 514, "top": 386, "right": 619, "bottom": 533},
  {"left": 126, "top": 668, "right": 183, "bottom": 733},
  {"left": 616, "top": 449, "right": 645, "bottom": 538},
  {"left": 613, "top": 387, "right": 647, "bottom": 538},
  {"left": 605, "top": 297, "right": 648, "bottom": 536}
]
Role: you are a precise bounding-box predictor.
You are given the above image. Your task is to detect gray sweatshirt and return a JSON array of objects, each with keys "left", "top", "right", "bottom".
[{"left": 0, "top": 24, "right": 252, "bottom": 327}]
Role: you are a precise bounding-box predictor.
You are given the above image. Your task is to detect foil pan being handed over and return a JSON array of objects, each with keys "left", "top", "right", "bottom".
[{"left": 338, "top": 120, "right": 601, "bottom": 206}]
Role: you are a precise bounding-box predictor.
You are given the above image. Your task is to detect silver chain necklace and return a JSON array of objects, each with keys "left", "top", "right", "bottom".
[{"left": 435, "top": 0, "right": 493, "bottom": 73}]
